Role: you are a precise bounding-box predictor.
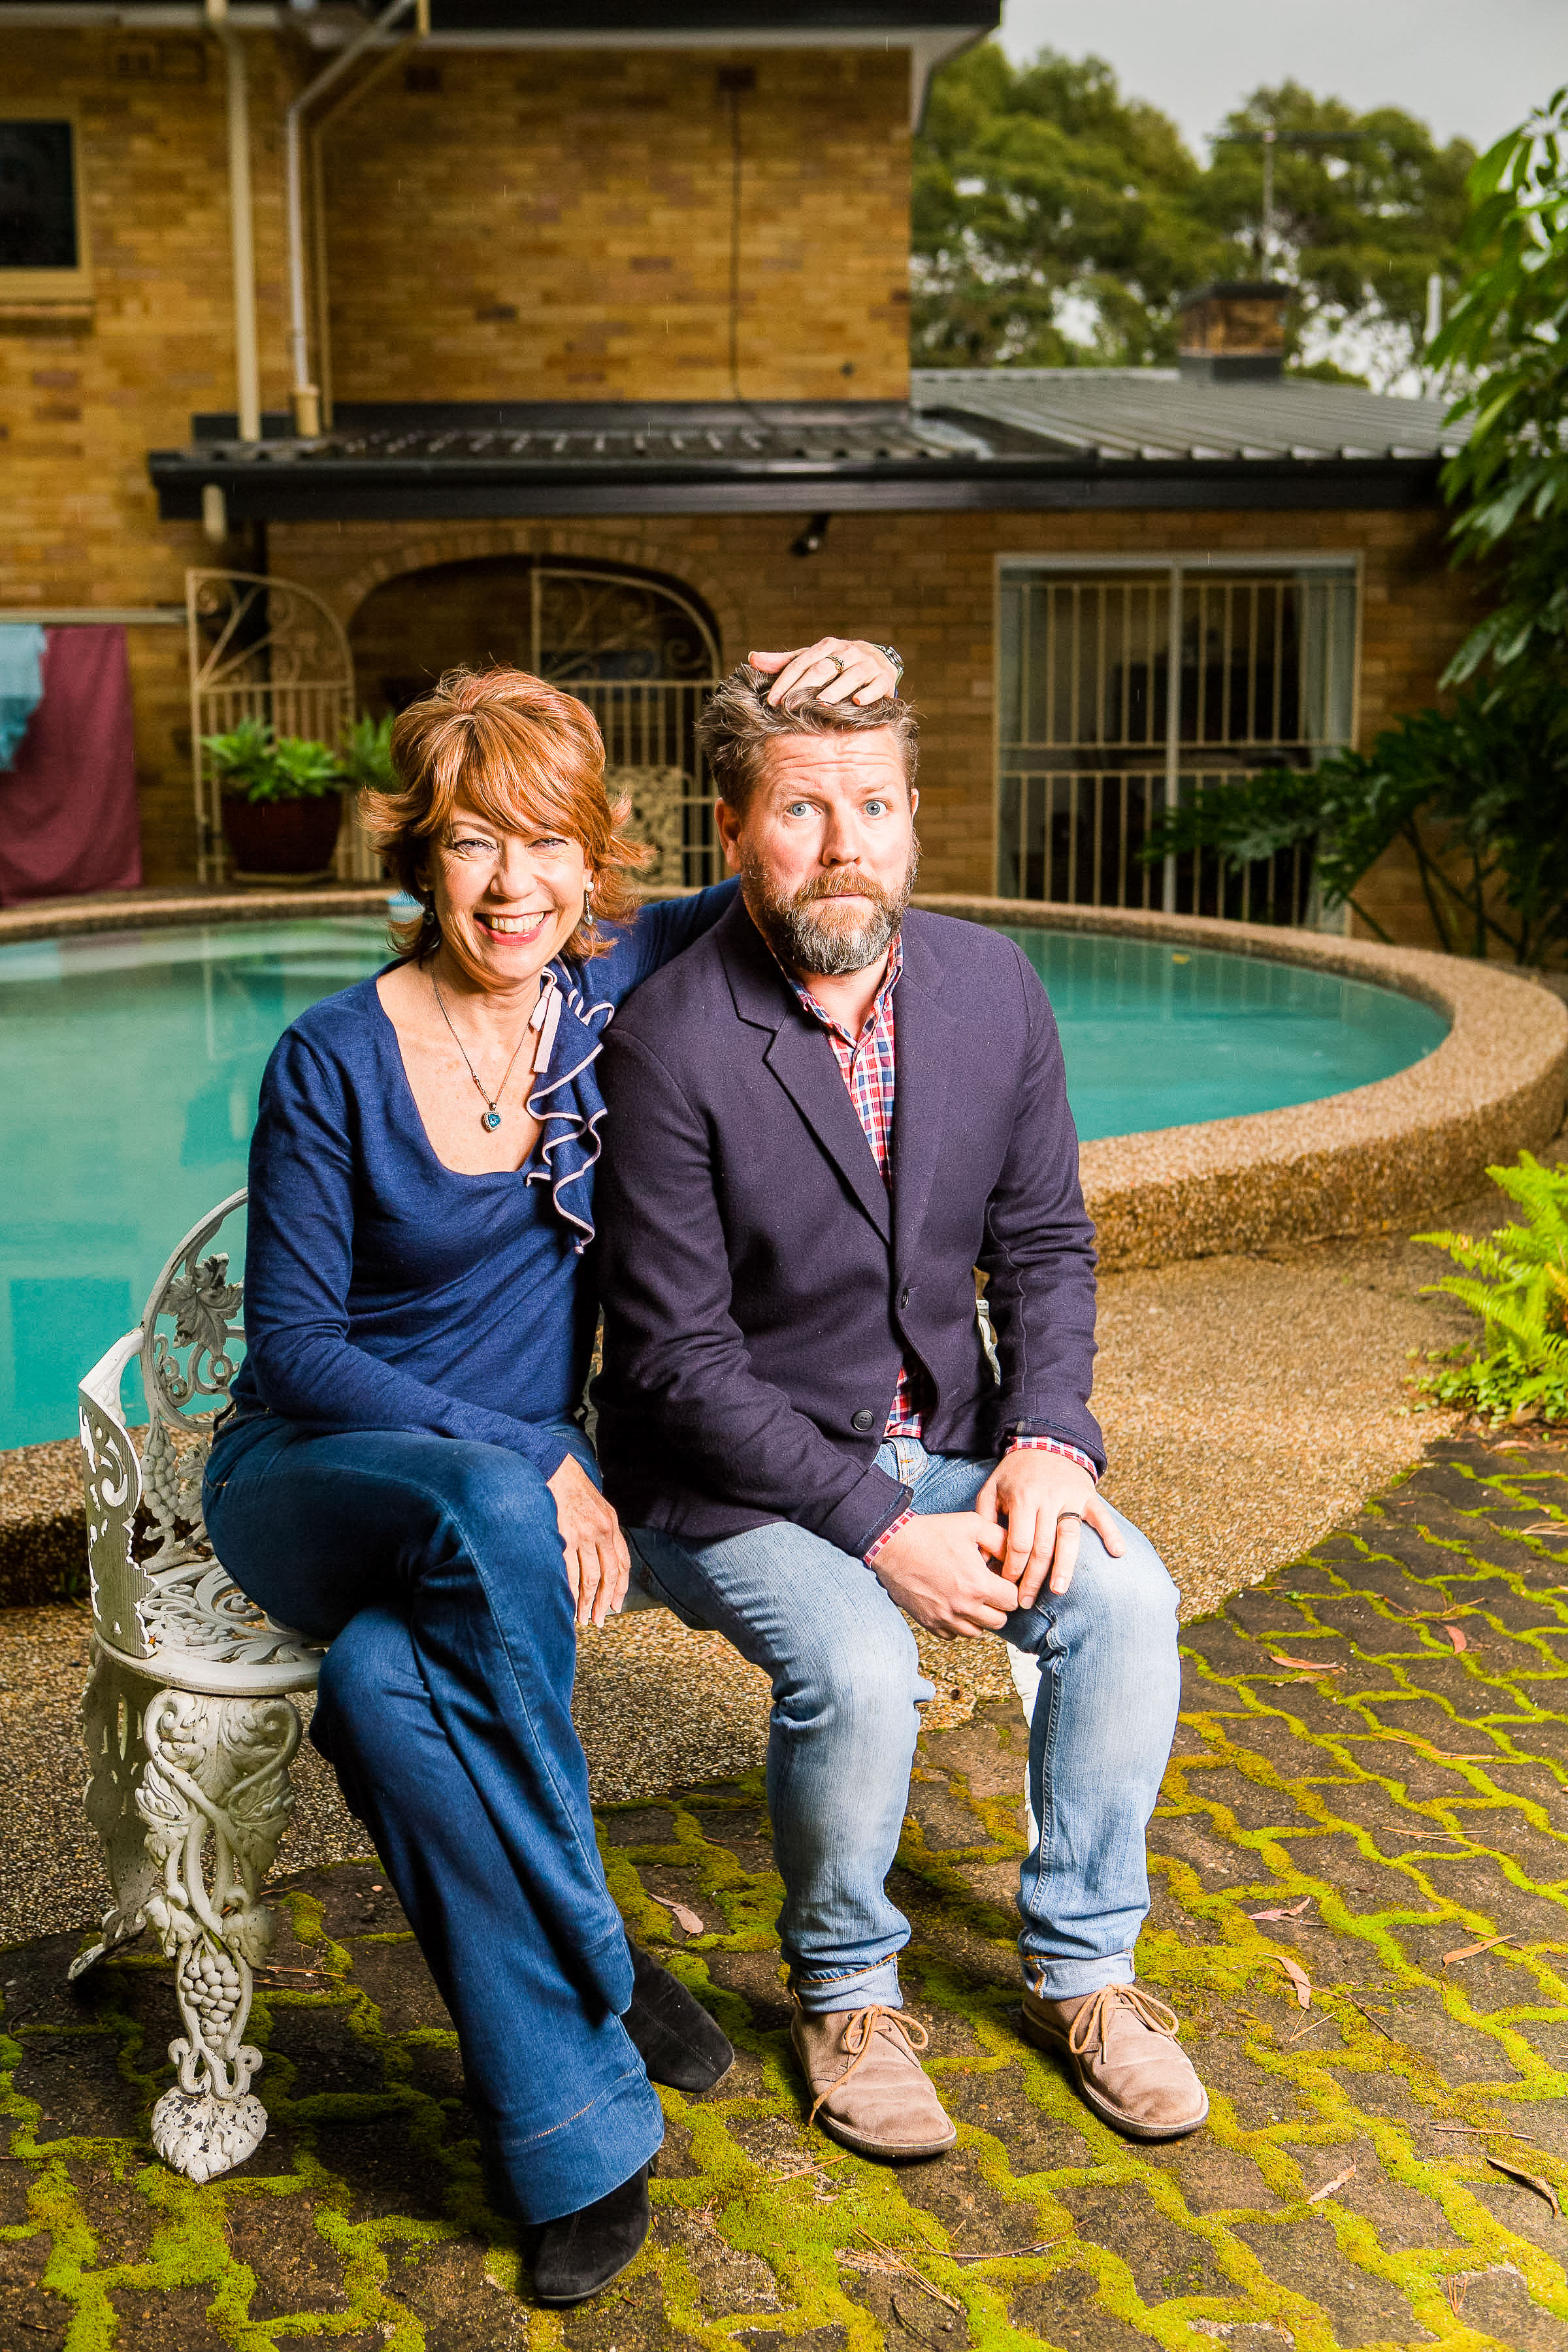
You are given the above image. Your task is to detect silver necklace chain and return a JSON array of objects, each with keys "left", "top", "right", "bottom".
[{"left": 430, "top": 968, "right": 553, "bottom": 1132}]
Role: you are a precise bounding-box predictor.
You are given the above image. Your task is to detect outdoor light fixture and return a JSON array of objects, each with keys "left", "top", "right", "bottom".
[{"left": 791, "top": 513, "right": 832, "bottom": 559}]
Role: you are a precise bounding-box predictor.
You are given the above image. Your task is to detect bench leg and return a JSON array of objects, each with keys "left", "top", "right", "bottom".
[{"left": 78, "top": 1652, "right": 301, "bottom": 2183}]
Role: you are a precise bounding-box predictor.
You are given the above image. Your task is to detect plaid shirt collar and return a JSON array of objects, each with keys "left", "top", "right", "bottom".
[{"left": 785, "top": 932, "right": 904, "bottom": 1047}]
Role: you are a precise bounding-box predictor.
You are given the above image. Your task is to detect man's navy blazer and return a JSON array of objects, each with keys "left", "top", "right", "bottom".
[{"left": 593, "top": 897, "right": 1103, "bottom": 1560}]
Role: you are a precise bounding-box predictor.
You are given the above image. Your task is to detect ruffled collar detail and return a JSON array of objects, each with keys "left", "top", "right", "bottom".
[{"left": 523, "top": 956, "right": 617, "bottom": 1251}]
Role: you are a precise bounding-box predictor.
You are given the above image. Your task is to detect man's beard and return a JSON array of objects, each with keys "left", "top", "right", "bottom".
[{"left": 742, "top": 839, "right": 920, "bottom": 978}]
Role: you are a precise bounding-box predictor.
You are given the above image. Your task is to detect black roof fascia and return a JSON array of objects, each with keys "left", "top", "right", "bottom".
[
  {"left": 372, "top": 1, "right": 996, "bottom": 27},
  {"left": 0, "top": 0, "right": 998, "bottom": 19},
  {"left": 149, "top": 449, "right": 1443, "bottom": 524}
]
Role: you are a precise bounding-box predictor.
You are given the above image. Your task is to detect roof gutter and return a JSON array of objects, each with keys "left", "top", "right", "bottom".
[
  {"left": 148, "top": 447, "right": 1446, "bottom": 525},
  {"left": 286, "top": 16, "right": 991, "bottom": 131}
]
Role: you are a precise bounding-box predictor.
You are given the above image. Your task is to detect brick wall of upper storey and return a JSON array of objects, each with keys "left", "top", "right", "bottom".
[{"left": 321, "top": 48, "right": 912, "bottom": 404}]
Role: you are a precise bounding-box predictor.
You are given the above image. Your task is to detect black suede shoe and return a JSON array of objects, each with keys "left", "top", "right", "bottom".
[
  {"left": 624, "top": 1944, "right": 734, "bottom": 2093},
  {"left": 532, "top": 2164, "right": 650, "bottom": 2306}
]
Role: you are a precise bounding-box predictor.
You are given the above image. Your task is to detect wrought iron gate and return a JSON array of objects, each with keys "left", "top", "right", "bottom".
[
  {"left": 997, "top": 557, "right": 1358, "bottom": 924},
  {"left": 187, "top": 569, "right": 371, "bottom": 885},
  {"left": 525, "top": 564, "right": 723, "bottom": 889},
  {"left": 191, "top": 560, "right": 725, "bottom": 890}
]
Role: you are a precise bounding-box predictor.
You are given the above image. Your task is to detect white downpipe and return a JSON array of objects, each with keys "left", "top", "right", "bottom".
[
  {"left": 284, "top": 0, "right": 415, "bottom": 429},
  {"left": 207, "top": 0, "right": 261, "bottom": 444}
]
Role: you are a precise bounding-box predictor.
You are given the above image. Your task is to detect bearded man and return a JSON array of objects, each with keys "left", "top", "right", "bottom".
[{"left": 593, "top": 660, "right": 1205, "bottom": 2159}]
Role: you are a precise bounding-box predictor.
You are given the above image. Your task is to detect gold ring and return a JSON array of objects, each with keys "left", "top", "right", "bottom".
[{"left": 827, "top": 653, "right": 847, "bottom": 676}]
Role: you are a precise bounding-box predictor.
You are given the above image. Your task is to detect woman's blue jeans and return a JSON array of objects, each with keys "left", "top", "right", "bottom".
[
  {"left": 633, "top": 1439, "right": 1181, "bottom": 2015},
  {"left": 203, "top": 1414, "right": 664, "bottom": 2225}
]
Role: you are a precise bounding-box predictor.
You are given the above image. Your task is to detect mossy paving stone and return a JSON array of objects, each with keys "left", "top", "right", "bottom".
[{"left": 3, "top": 1439, "right": 1568, "bottom": 2344}]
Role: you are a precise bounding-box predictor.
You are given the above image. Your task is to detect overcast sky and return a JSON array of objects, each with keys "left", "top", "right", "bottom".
[{"left": 994, "top": 0, "right": 1565, "bottom": 157}]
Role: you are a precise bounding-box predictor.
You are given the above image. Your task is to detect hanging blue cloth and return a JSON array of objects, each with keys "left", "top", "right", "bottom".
[{"left": 0, "top": 625, "right": 46, "bottom": 770}]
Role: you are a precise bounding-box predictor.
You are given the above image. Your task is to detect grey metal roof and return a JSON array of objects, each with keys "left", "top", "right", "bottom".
[
  {"left": 914, "top": 368, "right": 1470, "bottom": 465},
  {"left": 317, "top": 403, "right": 971, "bottom": 469},
  {"left": 150, "top": 374, "right": 1470, "bottom": 525}
]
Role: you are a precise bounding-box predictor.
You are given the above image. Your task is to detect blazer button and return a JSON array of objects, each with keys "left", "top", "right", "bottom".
[
  {"left": 851, "top": 1409, "right": 876, "bottom": 1433},
  {"left": 898, "top": 1285, "right": 910, "bottom": 1309}
]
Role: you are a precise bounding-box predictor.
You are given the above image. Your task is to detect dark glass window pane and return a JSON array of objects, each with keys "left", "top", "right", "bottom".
[{"left": 0, "top": 122, "right": 78, "bottom": 270}]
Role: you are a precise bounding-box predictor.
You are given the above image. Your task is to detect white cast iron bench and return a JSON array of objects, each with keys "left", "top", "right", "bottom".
[{"left": 74, "top": 1190, "right": 321, "bottom": 2185}]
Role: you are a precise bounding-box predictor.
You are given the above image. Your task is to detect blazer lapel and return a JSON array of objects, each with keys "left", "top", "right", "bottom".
[
  {"left": 764, "top": 1019, "right": 892, "bottom": 1241},
  {"left": 891, "top": 921, "right": 956, "bottom": 1272},
  {"left": 719, "top": 899, "right": 892, "bottom": 1242}
]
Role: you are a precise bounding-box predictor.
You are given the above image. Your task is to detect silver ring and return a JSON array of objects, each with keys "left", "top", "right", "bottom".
[{"left": 1056, "top": 1512, "right": 1083, "bottom": 1527}]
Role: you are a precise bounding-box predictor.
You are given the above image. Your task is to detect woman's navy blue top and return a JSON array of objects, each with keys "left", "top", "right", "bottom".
[{"left": 230, "top": 883, "right": 736, "bottom": 1480}]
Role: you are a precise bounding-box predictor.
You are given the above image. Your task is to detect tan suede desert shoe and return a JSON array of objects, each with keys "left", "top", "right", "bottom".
[
  {"left": 1020, "top": 1982, "right": 1209, "bottom": 2140},
  {"left": 791, "top": 2003, "right": 957, "bottom": 2160}
]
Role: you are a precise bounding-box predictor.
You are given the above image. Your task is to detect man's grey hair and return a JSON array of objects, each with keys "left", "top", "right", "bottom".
[{"left": 696, "top": 663, "right": 919, "bottom": 815}]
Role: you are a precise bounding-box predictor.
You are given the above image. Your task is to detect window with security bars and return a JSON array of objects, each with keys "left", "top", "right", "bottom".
[{"left": 997, "top": 559, "right": 1358, "bottom": 924}]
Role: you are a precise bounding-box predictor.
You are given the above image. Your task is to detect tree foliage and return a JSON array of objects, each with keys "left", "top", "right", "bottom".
[
  {"left": 913, "top": 45, "right": 1474, "bottom": 385},
  {"left": 1200, "top": 83, "right": 1474, "bottom": 386},
  {"left": 1141, "top": 684, "right": 1568, "bottom": 964},
  {"left": 1429, "top": 86, "right": 1568, "bottom": 679}
]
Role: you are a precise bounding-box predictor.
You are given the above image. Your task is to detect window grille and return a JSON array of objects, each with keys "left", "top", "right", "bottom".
[{"left": 997, "top": 558, "right": 1358, "bottom": 925}]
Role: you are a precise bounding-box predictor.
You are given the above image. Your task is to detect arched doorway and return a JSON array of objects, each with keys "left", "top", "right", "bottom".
[{"left": 350, "top": 556, "right": 725, "bottom": 887}]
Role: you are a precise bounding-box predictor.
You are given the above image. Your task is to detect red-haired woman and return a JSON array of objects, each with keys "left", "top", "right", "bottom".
[{"left": 203, "top": 642, "right": 898, "bottom": 2303}]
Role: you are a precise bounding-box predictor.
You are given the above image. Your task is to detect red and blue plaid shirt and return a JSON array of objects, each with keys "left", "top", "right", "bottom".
[{"left": 786, "top": 941, "right": 1098, "bottom": 1561}]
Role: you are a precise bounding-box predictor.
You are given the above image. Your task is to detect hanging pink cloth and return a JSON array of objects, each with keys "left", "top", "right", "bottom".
[{"left": 0, "top": 625, "right": 142, "bottom": 906}]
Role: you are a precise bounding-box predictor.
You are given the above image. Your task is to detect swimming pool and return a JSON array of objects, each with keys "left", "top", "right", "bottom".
[{"left": 0, "top": 914, "right": 1446, "bottom": 1449}]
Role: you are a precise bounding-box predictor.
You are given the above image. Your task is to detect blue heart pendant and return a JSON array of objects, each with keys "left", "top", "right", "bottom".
[{"left": 483, "top": 1110, "right": 501, "bottom": 1131}]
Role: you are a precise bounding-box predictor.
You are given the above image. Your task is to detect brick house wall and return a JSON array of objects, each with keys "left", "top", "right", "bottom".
[
  {"left": 1, "top": 28, "right": 913, "bottom": 882},
  {"left": 1, "top": 30, "right": 300, "bottom": 875},
  {"left": 323, "top": 48, "right": 912, "bottom": 406},
  {"left": 1, "top": 26, "right": 1484, "bottom": 940},
  {"left": 253, "top": 500, "right": 1479, "bottom": 936}
]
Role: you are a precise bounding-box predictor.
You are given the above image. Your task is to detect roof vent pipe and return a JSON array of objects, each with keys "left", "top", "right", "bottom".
[
  {"left": 207, "top": 0, "right": 261, "bottom": 444},
  {"left": 1176, "top": 281, "right": 1290, "bottom": 384},
  {"left": 285, "top": 0, "right": 420, "bottom": 437}
]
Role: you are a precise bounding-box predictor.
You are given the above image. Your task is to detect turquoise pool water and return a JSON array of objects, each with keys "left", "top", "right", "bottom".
[{"left": 0, "top": 915, "right": 1446, "bottom": 1450}]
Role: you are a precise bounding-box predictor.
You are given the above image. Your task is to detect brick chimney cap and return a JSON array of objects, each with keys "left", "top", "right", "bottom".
[{"left": 1178, "top": 280, "right": 1294, "bottom": 306}]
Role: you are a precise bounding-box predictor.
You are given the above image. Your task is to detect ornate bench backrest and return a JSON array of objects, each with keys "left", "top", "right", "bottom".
[{"left": 78, "top": 1189, "right": 319, "bottom": 1674}]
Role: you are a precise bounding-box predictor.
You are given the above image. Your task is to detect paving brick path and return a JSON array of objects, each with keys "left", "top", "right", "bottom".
[{"left": 2, "top": 1433, "right": 1566, "bottom": 2349}]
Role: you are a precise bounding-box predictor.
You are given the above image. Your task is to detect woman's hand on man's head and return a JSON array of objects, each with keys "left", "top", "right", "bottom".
[
  {"left": 546, "top": 1453, "right": 631, "bottom": 1628},
  {"left": 749, "top": 640, "right": 900, "bottom": 709}
]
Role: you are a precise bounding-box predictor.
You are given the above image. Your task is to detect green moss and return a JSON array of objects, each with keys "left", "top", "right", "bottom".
[{"left": 4, "top": 1441, "right": 1568, "bottom": 2344}]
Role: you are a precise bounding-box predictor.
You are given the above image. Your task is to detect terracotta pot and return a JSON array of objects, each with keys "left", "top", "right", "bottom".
[{"left": 221, "top": 792, "right": 344, "bottom": 882}]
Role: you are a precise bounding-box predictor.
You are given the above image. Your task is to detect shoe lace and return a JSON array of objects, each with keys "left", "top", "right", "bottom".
[
  {"left": 1066, "top": 1984, "right": 1179, "bottom": 2061},
  {"left": 806, "top": 2004, "right": 930, "bottom": 2127}
]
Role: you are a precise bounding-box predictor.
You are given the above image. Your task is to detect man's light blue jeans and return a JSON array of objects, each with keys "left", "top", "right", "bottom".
[{"left": 633, "top": 1439, "right": 1180, "bottom": 2015}]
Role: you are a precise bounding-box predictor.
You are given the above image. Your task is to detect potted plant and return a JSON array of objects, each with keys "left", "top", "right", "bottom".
[{"left": 203, "top": 717, "right": 346, "bottom": 882}]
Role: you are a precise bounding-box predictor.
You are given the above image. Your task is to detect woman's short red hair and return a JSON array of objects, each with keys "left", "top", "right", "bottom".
[{"left": 361, "top": 666, "right": 651, "bottom": 964}]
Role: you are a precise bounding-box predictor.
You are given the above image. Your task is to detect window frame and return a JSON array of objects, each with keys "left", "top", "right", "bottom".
[
  {"left": 0, "top": 109, "right": 92, "bottom": 304},
  {"left": 991, "top": 547, "right": 1364, "bottom": 920}
]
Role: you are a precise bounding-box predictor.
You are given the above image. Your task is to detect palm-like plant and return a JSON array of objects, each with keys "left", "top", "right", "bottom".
[
  {"left": 337, "top": 712, "right": 397, "bottom": 794},
  {"left": 1413, "top": 1153, "right": 1568, "bottom": 1422},
  {"left": 201, "top": 721, "right": 346, "bottom": 804}
]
